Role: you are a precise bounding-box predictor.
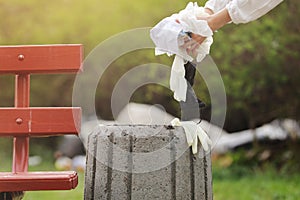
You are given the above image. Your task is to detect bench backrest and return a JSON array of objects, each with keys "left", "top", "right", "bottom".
[{"left": 0, "top": 44, "right": 83, "bottom": 74}]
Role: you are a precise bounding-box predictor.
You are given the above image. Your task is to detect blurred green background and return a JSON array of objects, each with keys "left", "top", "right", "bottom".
[
  {"left": 0, "top": 0, "right": 299, "bottom": 199},
  {"left": 1, "top": 0, "right": 299, "bottom": 129}
]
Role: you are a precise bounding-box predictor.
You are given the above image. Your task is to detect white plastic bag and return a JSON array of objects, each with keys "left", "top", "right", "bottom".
[{"left": 150, "top": 2, "right": 214, "bottom": 102}]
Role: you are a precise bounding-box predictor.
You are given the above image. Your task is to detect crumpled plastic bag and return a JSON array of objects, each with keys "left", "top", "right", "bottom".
[
  {"left": 150, "top": 2, "right": 213, "bottom": 101},
  {"left": 171, "top": 118, "right": 212, "bottom": 154},
  {"left": 151, "top": 2, "right": 213, "bottom": 61},
  {"left": 151, "top": 16, "right": 183, "bottom": 58},
  {"left": 169, "top": 56, "right": 187, "bottom": 102}
]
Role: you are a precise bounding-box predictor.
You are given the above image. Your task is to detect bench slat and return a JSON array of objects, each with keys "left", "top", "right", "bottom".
[
  {"left": 0, "top": 107, "right": 81, "bottom": 137},
  {"left": 0, "top": 44, "right": 83, "bottom": 74},
  {"left": 0, "top": 171, "right": 78, "bottom": 191}
]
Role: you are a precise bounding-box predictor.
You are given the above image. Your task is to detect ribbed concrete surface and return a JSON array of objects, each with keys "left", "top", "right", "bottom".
[{"left": 84, "top": 125, "right": 212, "bottom": 200}]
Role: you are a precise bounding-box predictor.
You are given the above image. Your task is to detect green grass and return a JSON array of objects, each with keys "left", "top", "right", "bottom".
[
  {"left": 212, "top": 150, "right": 300, "bottom": 200},
  {"left": 213, "top": 170, "right": 300, "bottom": 200}
]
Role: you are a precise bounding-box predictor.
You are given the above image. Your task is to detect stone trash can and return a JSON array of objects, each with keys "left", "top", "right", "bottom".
[{"left": 84, "top": 125, "right": 213, "bottom": 200}]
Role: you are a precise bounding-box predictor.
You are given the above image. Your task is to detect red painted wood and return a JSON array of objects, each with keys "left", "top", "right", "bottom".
[
  {"left": 13, "top": 74, "right": 30, "bottom": 173},
  {"left": 0, "top": 44, "right": 83, "bottom": 192},
  {"left": 14, "top": 74, "right": 30, "bottom": 108},
  {"left": 0, "top": 44, "right": 83, "bottom": 74},
  {"left": 12, "top": 137, "right": 29, "bottom": 173},
  {"left": 0, "top": 107, "right": 81, "bottom": 137},
  {"left": 0, "top": 171, "right": 78, "bottom": 191}
]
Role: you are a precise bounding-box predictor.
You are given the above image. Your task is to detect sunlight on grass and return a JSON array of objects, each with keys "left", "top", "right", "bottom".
[
  {"left": 213, "top": 174, "right": 300, "bottom": 200},
  {"left": 212, "top": 159, "right": 300, "bottom": 200}
]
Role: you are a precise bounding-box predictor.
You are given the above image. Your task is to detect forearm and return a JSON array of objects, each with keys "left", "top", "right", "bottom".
[
  {"left": 206, "top": 8, "right": 232, "bottom": 31},
  {"left": 189, "top": 7, "right": 231, "bottom": 47}
]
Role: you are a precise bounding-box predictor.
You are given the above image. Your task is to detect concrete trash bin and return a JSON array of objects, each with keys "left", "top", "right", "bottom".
[{"left": 84, "top": 125, "right": 212, "bottom": 200}]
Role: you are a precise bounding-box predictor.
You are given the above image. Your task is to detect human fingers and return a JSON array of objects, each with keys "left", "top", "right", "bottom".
[
  {"left": 181, "top": 39, "right": 194, "bottom": 49},
  {"left": 191, "top": 33, "right": 206, "bottom": 45},
  {"left": 190, "top": 42, "right": 200, "bottom": 54}
]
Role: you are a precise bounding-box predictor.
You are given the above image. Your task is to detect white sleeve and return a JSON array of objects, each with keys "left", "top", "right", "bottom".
[
  {"left": 204, "top": 0, "right": 232, "bottom": 13},
  {"left": 226, "top": 0, "right": 284, "bottom": 24}
]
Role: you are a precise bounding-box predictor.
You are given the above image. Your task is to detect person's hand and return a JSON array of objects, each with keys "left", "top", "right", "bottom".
[
  {"left": 176, "top": 9, "right": 212, "bottom": 57},
  {"left": 186, "top": 33, "right": 206, "bottom": 56},
  {"left": 180, "top": 35, "right": 202, "bottom": 57},
  {"left": 175, "top": 20, "right": 197, "bottom": 57},
  {"left": 187, "top": 11, "right": 211, "bottom": 47}
]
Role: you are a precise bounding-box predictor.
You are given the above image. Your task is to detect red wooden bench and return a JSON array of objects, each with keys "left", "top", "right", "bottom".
[{"left": 0, "top": 44, "right": 83, "bottom": 193}]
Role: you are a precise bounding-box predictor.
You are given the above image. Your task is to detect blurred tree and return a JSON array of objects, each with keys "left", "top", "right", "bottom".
[{"left": 194, "top": 1, "right": 300, "bottom": 131}]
